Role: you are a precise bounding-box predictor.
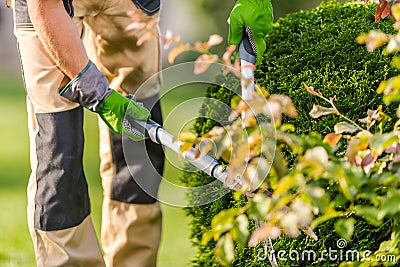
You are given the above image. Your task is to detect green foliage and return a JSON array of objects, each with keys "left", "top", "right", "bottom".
[
  {"left": 257, "top": 1, "right": 398, "bottom": 137},
  {"left": 183, "top": 1, "right": 400, "bottom": 266}
]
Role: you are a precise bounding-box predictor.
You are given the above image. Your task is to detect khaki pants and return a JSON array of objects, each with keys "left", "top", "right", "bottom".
[{"left": 12, "top": 0, "right": 164, "bottom": 266}]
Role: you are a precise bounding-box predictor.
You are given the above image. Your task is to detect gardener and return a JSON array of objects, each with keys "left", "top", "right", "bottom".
[
  {"left": 11, "top": 0, "right": 163, "bottom": 266},
  {"left": 9, "top": 0, "right": 272, "bottom": 266}
]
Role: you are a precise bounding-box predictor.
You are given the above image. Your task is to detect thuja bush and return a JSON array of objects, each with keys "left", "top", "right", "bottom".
[
  {"left": 182, "top": 1, "right": 399, "bottom": 266},
  {"left": 257, "top": 1, "right": 398, "bottom": 265},
  {"left": 258, "top": 1, "right": 398, "bottom": 137}
]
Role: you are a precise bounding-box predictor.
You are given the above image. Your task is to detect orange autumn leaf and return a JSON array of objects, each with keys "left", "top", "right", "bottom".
[
  {"left": 168, "top": 44, "right": 191, "bottom": 64},
  {"left": 193, "top": 34, "right": 223, "bottom": 52},
  {"left": 161, "top": 30, "right": 181, "bottom": 50},
  {"left": 302, "top": 82, "right": 322, "bottom": 97},
  {"left": 136, "top": 31, "right": 158, "bottom": 46},
  {"left": 323, "top": 132, "right": 342, "bottom": 147},
  {"left": 207, "top": 34, "right": 223, "bottom": 47},
  {"left": 146, "top": 18, "right": 159, "bottom": 30},
  {"left": 375, "top": 0, "right": 390, "bottom": 22},
  {"left": 222, "top": 45, "right": 236, "bottom": 64},
  {"left": 194, "top": 54, "right": 219, "bottom": 75},
  {"left": 127, "top": 10, "right": 141, "bottom": 22},
  {"left": 125, "top": 21, "right": 146, "bottom": 31}
]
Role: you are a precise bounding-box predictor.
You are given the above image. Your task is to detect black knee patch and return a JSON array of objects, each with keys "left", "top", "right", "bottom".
[{"left": 34, "top": 107, "right": 90, "bottom": 231}]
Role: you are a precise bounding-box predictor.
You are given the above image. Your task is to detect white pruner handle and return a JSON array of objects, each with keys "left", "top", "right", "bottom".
[
  {"left": 238, "top": 37, "right": 256, "bottom": 114},
  {"left": 241, "top": 59, "right": 255, "bottom": 101}
]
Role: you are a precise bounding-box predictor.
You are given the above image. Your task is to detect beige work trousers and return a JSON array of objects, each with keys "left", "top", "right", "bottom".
[{"left": 12, "top": 0, "right": 163, "bottom": 266}]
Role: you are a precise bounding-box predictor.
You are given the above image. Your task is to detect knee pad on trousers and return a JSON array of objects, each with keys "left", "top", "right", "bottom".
[{"left": 32, "top": 107, "right": 90, "bottom": 231}]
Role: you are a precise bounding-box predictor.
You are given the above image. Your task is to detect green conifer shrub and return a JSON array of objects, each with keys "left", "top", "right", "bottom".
[{"left": 183, "top": 1, "right": 398, "bottom": 266}]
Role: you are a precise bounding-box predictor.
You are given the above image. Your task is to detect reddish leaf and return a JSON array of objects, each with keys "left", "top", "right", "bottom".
[
  {"left": 385, "top": 142, "right": 400, "bottom": 154},
  {"left": 161, "top": 30, "right": 181, "bottom": 50},
  {"left": 136, "top": 31, "right": 158, "bottom": 46},
  {"left": 302, "top": 82, "right": 322, "bottom": 97},
  {"left": 126, "top": 16, "right": 158, "bottom": 32},
  {"left": 168, "top": 44, "right": 191, "bottom": 64},
  {"left": 127, "top": 10, "right": 141, "bottom": 22},
  {"left": 228, "top": 101, "right": 249, "bottom": 121},
  {"left": 393, "top": 153, "right": 400, "bottom": 163},
  {"left": 323, "top": 132, "right": 342, "bottom": 147},
  {"left": 145, "top": 18, "right": 159, "bottom": 30},
  {"left": 375, "top": 0, "right": 390, "bottom": 22},
  {"left": 302, "top": 226, "right": 318, "bottom": 241},
  {"left": 194, "top": 54, "right": 219, "bottom": 75},
  {"left": 193, "top": 34, "right": 224, "bottom": 52},
  {"left": 241, "top": 62, "right": 256, "bottom": 71},
  {"left": 207, "top": 34, "right": 223, "bottom": 47},
  {"left": 360, "top": 31, "right": 389, "bottom": 52},
  {"left": 270, "top": 95, "right": 298, "bottom": 119},
  {"left": 222, "top": 45, "right": 236, "bottom": 64},
  {"left": 359, "top": 105, "right": 382, "bottom": 126},
  {"left": 203, "top": 126, "right": 225, "bottom": 139},
  {"left": 233, "top": 57, "right": 241, "bottom": 71},
  {"left": 193, "top": 41, "right": 207, "bottom": 52},
  {"left": 381, "top": 2, "right": 391, "bottom": 19},
  {"left": 345, "top": 137, "right": 369, "bottom": 162},
  {"left": 125, "top": 21, "right": 146, "bottom": 31},
  {"left": 248, "top": 225, "right": 281, "bottom": 247},
  {"left": 361, "top": 153, "right": 378, "bottom": 174}
]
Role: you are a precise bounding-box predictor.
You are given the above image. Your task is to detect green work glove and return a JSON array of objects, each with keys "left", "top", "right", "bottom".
[
  {"left": 97, "top": 90, "right": 150, "bottom": 137},
  {"left": 59, "top": 61, "right": 150, "bottom": 140},
  {"left": 228, "top": 0, "right": 273, "bottom": 63}
]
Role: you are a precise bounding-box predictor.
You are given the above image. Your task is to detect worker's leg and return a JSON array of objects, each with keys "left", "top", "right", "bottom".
[
  {"left": 12, "top": 0, "right": 105, "bottom": 266},
  {"left": 73, "top": 0, "right": 164, "bottom": 266},
  {"left": 99, "top": 95, "right": 163, "bottom": 267}
]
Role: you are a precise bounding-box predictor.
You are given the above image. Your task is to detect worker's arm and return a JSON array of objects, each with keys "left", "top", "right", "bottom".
[
  {"left": 228, "top": 0, "right": 273, "bottom": 64},
  {"left": 27, "top": 0, "right": 88, "bottom": 78},
  {"left": 26, "top": 0, "right": 150, "bottom": 141}
]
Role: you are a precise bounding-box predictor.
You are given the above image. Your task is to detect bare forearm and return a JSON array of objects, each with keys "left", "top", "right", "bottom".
[{"left": 27, "top": 0, "right": 88, "bottom": 78}]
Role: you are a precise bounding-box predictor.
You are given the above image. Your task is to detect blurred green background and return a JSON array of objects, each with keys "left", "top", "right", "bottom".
[{"left": 0, "top": 1, "right": 342, "bottom": 266}]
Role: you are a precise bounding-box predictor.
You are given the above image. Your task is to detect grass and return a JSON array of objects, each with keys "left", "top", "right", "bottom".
[{"left": 0, "top": 74, "right": 208, "bottom": 267}]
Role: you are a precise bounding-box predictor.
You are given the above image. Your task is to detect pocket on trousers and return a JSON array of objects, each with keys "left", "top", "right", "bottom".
[
  {"left": 14, "top": 0, "right": 33, "bottom": 29},
  {"left": 14, "top": 0, "right": 74, "bottom": 29}
]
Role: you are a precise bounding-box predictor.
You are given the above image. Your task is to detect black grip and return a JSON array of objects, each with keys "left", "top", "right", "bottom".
[
  {"left": 238, "top": 30, "right": 257, "bottom": 64},
  {"left": 242, "top": 32, "right": 256, "bottom": 56}
]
